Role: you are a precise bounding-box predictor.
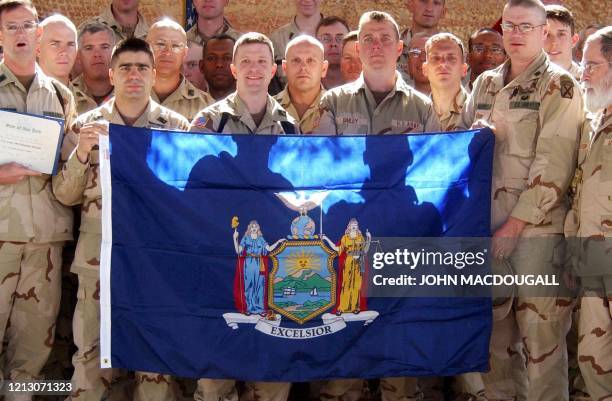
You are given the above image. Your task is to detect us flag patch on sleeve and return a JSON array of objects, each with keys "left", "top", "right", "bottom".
[{"left": 194, "top": 116, "right": 208, "bottom": 128}]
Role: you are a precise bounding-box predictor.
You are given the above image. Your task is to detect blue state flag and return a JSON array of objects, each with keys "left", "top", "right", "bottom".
[{"left": 98, "top": 125, "right": 494, "bottom": 381}]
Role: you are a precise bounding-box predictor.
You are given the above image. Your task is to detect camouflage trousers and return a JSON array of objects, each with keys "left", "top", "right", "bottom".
[
  {"left": 67, "top": 273, "right": 113, "bottom": 401},
  {"left": 379, "top": 377, "right": 419, "bottom": 401},
  {"left": 484, "top": 235, "right": 573, "bottom": 401},
  {"left": 577, "top": 276, "right": 612, "bottom": 401},
  {"left": 0, "top": 241, "right": 62, "bottom": 390},
  {"left": 568, "top": 301, "right": 590, "bottom": 401},
  {"left": 317, "top": 378, "right": 364, "bottom": 401},
  {"left": 455, "top": 372, "right": 487, "bottom": 401},
  {"left": 379, "top": 375, "right": 485, "bottom": 401},
  {"left": 68, "top": 275, "right": 177, "bottom": 401},
  {"left": 133, "top": 371, "right": 177, "bottom": 401},
  {"left": 69, "top": 263, "right": 176, "bottom": 401},
  {"left": 194, "top": 379, "right": 291, "bottom": 401}
]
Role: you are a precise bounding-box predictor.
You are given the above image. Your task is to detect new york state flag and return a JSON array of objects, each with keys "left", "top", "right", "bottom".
[{"left": 98, "top": 125, "right": 494, "bottom": 381}]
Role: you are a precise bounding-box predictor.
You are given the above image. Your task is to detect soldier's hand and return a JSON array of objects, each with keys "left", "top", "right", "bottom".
[
  {"left": 492, "top": 217, "right": 526, "bottom": 259},
  {"left": 0, "top": 162, "right": 41, "bottom": 185},
  {"left": 471, "top": 119, "right": 496, "bottom": 135},
  {"left": 76, "top": 121, "right": 109, "bottom": 163}
]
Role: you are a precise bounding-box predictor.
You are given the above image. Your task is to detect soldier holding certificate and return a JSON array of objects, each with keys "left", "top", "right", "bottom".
[{"left": 0, "top": 0, "right": 76, "bottom": 396}]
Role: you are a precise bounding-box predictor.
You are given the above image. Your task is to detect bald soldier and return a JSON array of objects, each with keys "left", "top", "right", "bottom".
[
  {"left": 315, "top": 11, "right": 439, "bottom": 135},
  {"left": 190, "top": 32, "right": 297, "bottom": 401},
  {"left": 457, "top": 1, "right": 585, "bottom": 400},
  {"left": 70, "top": 22, "right": 116, "bottom": 115},
  {"left": 147, "top": 18, "right": 214, "bottom": 120},
  {"left": 564, "top": 26, "right": 612, "bottom": 401},
  {"left": 53, "top": 38, "right": 189, "bottom": 401},
  {"left": 38, "top": 14, "right": 78, "bottom": 86},
  {"left": 274, "top": 35, "right": 328, "bottom": 134},
  {"left": 84, "top": 0, "right": 148, "bottom": 43},
  {"left": 0, "top": 1, "right": 76, "bottom": 396}
]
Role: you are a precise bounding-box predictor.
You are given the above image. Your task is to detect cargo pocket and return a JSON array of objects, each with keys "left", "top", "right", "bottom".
[
  {"left": 505, "top": 111, "right": 538, "bottom": 158},
  {"left": 600, "top": 141, "right": 612, "bottom": 184}
]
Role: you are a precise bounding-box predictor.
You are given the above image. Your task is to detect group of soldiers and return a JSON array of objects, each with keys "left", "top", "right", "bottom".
[{"left": 0, "top": 0, "right": 610, "bottom": 400}]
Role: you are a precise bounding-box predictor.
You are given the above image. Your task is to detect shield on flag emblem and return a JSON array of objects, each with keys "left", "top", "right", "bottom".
[{"left": 268, "top": 240, "right": 337, "bottom": 324}]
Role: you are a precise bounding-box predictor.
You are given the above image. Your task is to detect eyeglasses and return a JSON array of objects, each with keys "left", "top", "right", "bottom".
[
  {"left": 319, "top": 34, "right": 344, "bottom": 45},
  {"left": 150, "top": 41, "right": 186, "bottom": 53},
  {"left": 3, "top": 21, "right": 37, "bottom": 34},
  {"left": 408, "top": 48, "right": 426, "bottom": 58},
  {"left": 500, "top": 21, "right": 546, "bottom": 34},
  {"left": 580, "top": 61, "right": 611, "bottom": 74},
  {"left": 470, "top": 44, "right": 505, "bottom": 55}
]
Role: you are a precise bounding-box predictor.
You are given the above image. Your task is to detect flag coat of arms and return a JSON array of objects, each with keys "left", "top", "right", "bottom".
[{"left": 99, "top": 125, "right": 494, "bottom": 381}]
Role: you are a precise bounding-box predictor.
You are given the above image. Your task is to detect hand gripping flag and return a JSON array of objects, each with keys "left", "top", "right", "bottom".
[{"left": 98, "top": 125, "right": 495, "bottom": 381}]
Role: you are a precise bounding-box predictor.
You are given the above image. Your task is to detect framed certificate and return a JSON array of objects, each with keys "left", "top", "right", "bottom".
[{"left": 0, "top": 109, "right": 65, "bottom": 175}]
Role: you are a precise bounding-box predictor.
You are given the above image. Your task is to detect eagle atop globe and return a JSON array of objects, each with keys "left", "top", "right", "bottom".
[{"left": 275, "top": 191, "right": 330, "bottom": 239}]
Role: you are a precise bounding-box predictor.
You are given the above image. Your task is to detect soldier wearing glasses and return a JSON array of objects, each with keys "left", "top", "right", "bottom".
[
  {"left": 458, "top": 0, "right": 584, "bottom": 400},
  {"left": 467, "top": 28, "right": 507, "bottom": 90},
  {"left": 0, "top": 2, "right": 76, "bottom": 396},
  {"left": 315, "top": 16, "right": 349, "bottom": 89},
  {"left": 147, "top": 18, "right": 214, "bottom": 121},
  {"left": 405, "top": 32, "right": 432, "bottom": 95}
]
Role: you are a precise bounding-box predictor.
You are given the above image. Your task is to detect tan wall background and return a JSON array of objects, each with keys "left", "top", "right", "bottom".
[{"left": 35, "top": 0, "right": 611, "bottom": 44}]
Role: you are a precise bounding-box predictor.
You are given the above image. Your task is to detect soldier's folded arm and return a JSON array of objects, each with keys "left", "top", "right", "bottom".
[
  {"left": 52, "top": 124, "right": 90, "bottom": 206},
  {"left": 510, "top": 73, "right": 583, "bottom": 225}
]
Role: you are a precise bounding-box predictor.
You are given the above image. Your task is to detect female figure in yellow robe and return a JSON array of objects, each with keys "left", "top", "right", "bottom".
[{"left": 323, "top": 219, "right": 371, "bottom": 314}]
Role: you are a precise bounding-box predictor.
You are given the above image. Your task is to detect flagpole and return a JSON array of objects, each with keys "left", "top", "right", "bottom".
[{"left": 320, "top": 201, "right": 323, "bottom": 237}]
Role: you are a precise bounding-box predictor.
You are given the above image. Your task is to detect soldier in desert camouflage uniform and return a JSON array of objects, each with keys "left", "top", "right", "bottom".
[
  {"left": 70, "top": 22, "right": 116, "bottom": 116},
  {"left": 423, "top": 32, "right": 469, "bottom": 132},
  {"left": 315, "top": 11, "right": 439, "bottom": 137},
  {"left": 0, "top": 1, "right": 76, "bottom": 399},
  {"left": 274, "top": 35, "right": 327, "bottom": 134},
  {"left": 83, "top": 0, "right": 148, "bottom": 43},
  {"left": 185, "top": 0, "right": 241, "bottom": 47},
  {"left": 315, "top": 11, "right": 438, "bottom": 401},
  {"left": 457, "top": 1, "right": 585, "bottom": 400},
  {"left": 53, "top": 38, "right": 189, "bottom": 401},
  {"left": 147, "top": 18, "right": 214, "bottom": 121},
  {"left": 190, "top": 32, "right": 296, "bottom": 401},
  {"left": 564, "top": 26, "right": 612, "bottom": 401}
]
